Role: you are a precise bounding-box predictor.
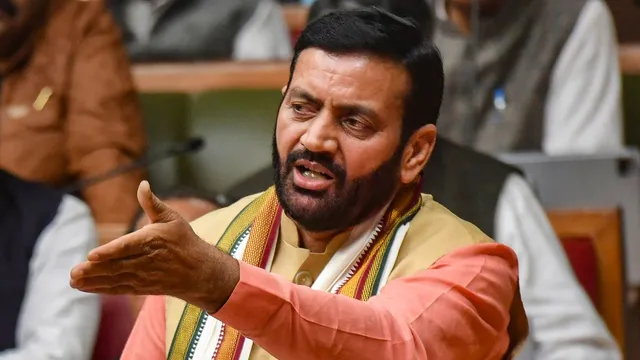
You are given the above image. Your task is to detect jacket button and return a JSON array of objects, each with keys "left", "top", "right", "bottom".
[{"left": 293, "top": 271, "right": 313, "bottom": 287}]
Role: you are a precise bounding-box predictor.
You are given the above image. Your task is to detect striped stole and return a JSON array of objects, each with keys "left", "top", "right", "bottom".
[{"left": 168, "top": 184, "right": 421, "bottom": 360}]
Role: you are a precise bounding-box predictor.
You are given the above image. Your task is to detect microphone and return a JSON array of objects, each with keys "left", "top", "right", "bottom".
[{"left": 63, "top": 137, "right": 205, "bottom": 193}]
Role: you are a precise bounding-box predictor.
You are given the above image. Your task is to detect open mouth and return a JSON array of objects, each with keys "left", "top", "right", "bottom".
[
  {"left": 294, "top": 160, "right": 335, "bottom": 180},
  {"left": 295, "top": 165, "right": 334, "bottom": 180},
  {"left": 292, "top": 159, "right": 336, "bottom": 191}
]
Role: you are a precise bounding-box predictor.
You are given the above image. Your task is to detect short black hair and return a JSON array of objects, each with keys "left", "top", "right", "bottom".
[
  {"left": 126, "top": 187, "right": 231, "bottom": 234},
  {"left": 289, "top": 7, "right": 444, "bottom": 141}
]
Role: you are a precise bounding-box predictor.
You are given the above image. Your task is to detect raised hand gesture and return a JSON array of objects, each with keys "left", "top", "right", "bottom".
[{"left": 70, "top": 181, "right": 238, "bottom": 313}]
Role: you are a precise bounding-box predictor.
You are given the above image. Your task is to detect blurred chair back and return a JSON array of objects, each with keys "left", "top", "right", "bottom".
[
  {"left": 547, "top": 208, "right": 626, "bottom": 355},
  {"left": 92, "top": 295, "right": 135, "bottom": 360}
]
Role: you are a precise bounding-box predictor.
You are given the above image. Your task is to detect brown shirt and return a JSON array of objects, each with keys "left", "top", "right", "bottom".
[{"left": 0, "top": 0, "right": 146, "bottom": 225}]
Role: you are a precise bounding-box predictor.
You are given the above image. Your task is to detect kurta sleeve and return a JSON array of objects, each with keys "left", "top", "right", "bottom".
[
  {"left": 214, "top": 242, "right": 520, "bottom": 360},
  {"left": 121, "top": 295, "right": 166, "bottom": 359}
]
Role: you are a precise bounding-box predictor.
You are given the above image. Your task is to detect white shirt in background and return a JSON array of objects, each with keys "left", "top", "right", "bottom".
[
  {"left": 125, "top": 0, "right": 292, "bottom": 61},
  {"left": 542, "top": 0, "right": 623, "bottom": 155},
  {"left": 430, "top": 1, "right": 624, "bottom": 356},
  {"left": 497, "top": 174, "right": 621, "bottom": 360},
  {"left": 233, "top": 0, "right": 293, "bottom": 60},
  {"left": 0, "top": 196, "right": 100, "bottom": 360}
]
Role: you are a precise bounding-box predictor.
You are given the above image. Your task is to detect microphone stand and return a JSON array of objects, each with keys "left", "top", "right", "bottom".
[{"left": 62, "top": 137, "right": 205, "bottom": 194}]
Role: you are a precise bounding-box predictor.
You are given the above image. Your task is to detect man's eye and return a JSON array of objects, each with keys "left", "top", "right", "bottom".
[
  {"left": 341, "top": 118, "right": 374, "bottom": 139},
  {"left": 343, "top": 118, "right": 365, "bottom": 129},
  {"left": 292, "top": 104, "right": 312, "bottom": 115}
]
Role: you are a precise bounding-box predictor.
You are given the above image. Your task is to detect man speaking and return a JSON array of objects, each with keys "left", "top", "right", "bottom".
[{"left": 71, "top": 8, "right": 528, "bottom": 359}]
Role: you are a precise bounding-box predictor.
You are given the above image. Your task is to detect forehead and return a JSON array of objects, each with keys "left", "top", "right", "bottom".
[{"left": 290, "top": 48, "right": 409, "bottom": 112}]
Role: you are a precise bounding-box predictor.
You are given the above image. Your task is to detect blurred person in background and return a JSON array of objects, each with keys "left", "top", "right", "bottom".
[
  {"left": 432, "top": 0, "right": 624, "bottom": 155},
  {"left": 227, "top": 1, "right": 622, "bottom": 359},
  {"left": 126, "top": 187, "right": 228, "bottom": 317},
  {"left": 0, "top": 0, "right": 147, "bottom": 226},
  {"left": 0, "top": 169, "right": 99, "bottom": 359},
  {"left": 421, "top": 138, "right": 622, "bottom": 360},
  {"left": 108, "top": 0, "right": 292, "bottom": 62}
]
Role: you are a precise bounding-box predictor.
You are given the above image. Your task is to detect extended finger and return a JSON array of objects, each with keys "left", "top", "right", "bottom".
[
  {"left": 70, "top": 272, "right": 140, "bottom": 292},
  {"left": 87, "top": 230, "right": 149, "bottom": 262},
  {"left": 71, "top": 269, "right": 164, "bottom": 295},
  {"left": 74, "top": 284, "right": 139, "bottom": 296},
  {"left": 138, "top": 181, "right": 179, "bottom": 224},
  {"left": 70, "top": 256, "right": 142, "bottom": 280}
]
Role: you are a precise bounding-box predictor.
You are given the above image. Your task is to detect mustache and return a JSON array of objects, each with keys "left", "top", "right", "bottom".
[{"left": 285, "top": 149, "right": 346, "bottom": 181}]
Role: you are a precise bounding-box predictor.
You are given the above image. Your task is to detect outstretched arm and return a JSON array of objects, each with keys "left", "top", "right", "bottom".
[
  {"left": 213, "top": 243, "right": 518, "bottom": 360},
  {"left": 74, "top": 183, "right": 521, "bottom": 359}
]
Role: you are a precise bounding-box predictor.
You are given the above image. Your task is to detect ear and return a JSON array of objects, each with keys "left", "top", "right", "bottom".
[
  {"left": 281, "top": 85, "right": 288, "bottom": 95},
  {"left": 399, "top": 124, "right": 437, "bottom": 185}
]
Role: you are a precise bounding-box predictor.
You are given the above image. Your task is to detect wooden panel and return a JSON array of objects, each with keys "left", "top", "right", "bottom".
[
  {"left": 547, "top": 208, "right": 626, "bottom": 353},
  {"left": 132, "top": 61, "right": 290, "bottom": 93},
  {"left": 130, "top": 46, "right": 639, "bottom": 94},
  {"left": 621, "top": 44, "right": 640, "bottom": 76}
]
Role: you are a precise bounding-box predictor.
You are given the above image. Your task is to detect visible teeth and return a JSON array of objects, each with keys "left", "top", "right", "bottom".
[{"left": 302, "top": 169, "right": 327, "bottom": 179}]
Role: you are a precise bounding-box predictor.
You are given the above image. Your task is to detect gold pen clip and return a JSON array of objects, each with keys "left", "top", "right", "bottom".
[{"left": 33, "top": 87, "right": 53, "bottom": 111}]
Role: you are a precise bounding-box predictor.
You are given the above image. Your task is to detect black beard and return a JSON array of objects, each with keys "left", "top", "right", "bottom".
[{"left": 272, "top": 132, "right": 403, "bottom": 232}]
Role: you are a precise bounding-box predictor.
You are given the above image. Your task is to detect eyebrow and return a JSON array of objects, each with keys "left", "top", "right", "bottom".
[
  {"left": 338, "top": 104, "right": 381, "bottom": 124},
  {"left": 289, "top": 87, "right": 381, "bottom": 123},
  {"left": 289, "top": 87, "right": 323, "bottom": 108}
]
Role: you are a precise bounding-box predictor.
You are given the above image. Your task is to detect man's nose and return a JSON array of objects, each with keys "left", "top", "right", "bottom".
[{"left": 300, "top": 111, "right": 338, "bottom": 154}]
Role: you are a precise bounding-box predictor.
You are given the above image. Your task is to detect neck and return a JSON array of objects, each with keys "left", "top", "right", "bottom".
[
  {"left": 298, "top": 229, "right": 342, "bottom": 253},
  {"left": 295, "top": 200, "right": 393, "bottom": 253}
]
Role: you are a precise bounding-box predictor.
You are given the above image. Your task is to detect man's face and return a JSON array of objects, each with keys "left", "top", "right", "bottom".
[{"left": 273, "top": 48, "right": 411, "bottom": 232}]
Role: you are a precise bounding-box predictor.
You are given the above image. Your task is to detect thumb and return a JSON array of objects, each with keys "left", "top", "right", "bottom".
[{"left": 137, "top": 180, "right": 178, "bottom": 224}]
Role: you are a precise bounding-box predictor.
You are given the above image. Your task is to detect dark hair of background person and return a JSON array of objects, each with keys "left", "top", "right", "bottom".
[
  {"left": 126, "top": 187, "right": 232, "bottom": 234},
  {"left": 287, "top": 6, "right": 443, "bottom": 143}
]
